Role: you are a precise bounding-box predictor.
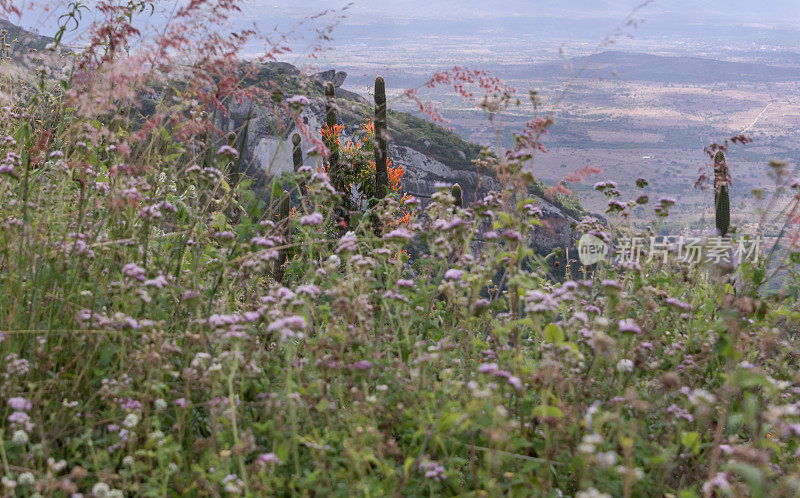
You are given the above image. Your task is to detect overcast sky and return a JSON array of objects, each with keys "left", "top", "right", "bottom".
[{"left": 11, "top": 0, "right": 800, "bottom": 57}]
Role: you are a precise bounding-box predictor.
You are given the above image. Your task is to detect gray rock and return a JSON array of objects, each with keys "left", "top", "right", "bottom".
[{"left": 312, "top": 69, "right": 347, "bottom": 88}]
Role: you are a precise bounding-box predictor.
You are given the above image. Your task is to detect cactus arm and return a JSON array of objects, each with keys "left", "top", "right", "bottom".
[
  {"left": 713, "top": 151, "right": 730, "bottom": 237},
  {"left": 291, "top": 133, "right": 302, "bottom": 172},
  {"left": 374, "top": 76, "right": 389, "bottom": 199},
  {"left": 715, "top": 184, "right": 730, "bottom": 237},
  {"left": 451, "top": 183, "right": 463, "bottom": 208},
  {"left": 324, "top": 82, "right": 339, "bottom": 187},
  {"left": 275, "top": 190, "right": 291, "bottom": 282}
]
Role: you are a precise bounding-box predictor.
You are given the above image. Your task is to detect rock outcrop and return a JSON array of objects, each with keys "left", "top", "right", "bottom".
[{"left": 218, "top": 66, "right": 580, "bottom": 252}]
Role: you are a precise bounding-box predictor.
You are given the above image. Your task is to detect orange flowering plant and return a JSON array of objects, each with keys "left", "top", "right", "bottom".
[{"left": 319, "top": 119, "right": 413, "bottom": 226}]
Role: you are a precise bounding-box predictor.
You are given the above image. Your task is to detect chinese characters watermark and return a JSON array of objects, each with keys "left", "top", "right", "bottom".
[{"left": 578, "top": 234, "right": 762, "bottom": 266}]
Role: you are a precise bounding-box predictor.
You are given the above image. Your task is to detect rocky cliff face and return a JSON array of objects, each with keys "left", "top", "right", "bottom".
[{"left": 218, "top": 67, "right": 579, "bottom": 253}]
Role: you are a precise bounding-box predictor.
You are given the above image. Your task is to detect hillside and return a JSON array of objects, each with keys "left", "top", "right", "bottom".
[{"left": 217, "top": 61, "right": 587, "bottom": 243}]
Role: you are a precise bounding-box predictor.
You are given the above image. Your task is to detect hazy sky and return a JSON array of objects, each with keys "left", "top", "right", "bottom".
[
  {"left": 248, "top": 0, "right": 800, "bottom": 25},
  {"left": 12, "top": 0, "right": 800, "bottom": 60}
]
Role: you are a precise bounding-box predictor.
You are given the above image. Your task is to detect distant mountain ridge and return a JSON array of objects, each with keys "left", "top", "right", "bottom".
[{"left": 519, "top": 50, "right": 800, "bottom": 83}]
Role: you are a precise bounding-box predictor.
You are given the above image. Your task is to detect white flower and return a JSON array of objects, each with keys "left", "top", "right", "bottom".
[
  {"left": 47, "top": 458, "right": 67, "bottom": 473},
  {"left": 18, "top": 472, "right": 34, "bottom": 485},
  {"left": 11, "top": 429, "right": 28, "bottom": 444},
  {"left": 92, "top": 482, "right": 111, "bottom": 498},
  {"left": 596, "top": 451, "right": 618, "bottom": 469},
  {"left": 122, "top": 456, "right": 135, "bottom": 467},
  {"left": 122, "top": 413, "right": 139, "bottom": 429},
  {"left": 154, "top": 398, "right": 168, "bottom": 411},
  {"left": 687, "top": 389, "right": 715, "bottom": 406},
  {"left": 616, "top": 359, "right": 634, "bottom": 373},
  {"left": 576, "top": 488, "right": 612, "bottom": 498},
  {"left": 1, "top": 476, "right": 16, "bottom": 489}
]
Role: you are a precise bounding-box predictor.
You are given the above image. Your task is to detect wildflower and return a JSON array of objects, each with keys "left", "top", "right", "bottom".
[
  {"left": 349, "top": 360, "right": 372, "bottom": 371},
  {"left": 144, "top": 274, "right": 169, "bottom": 289},
  {"left": 257, "top": 453, "right": 281, "bottom": 465},
  {"left": 216, "top": 145, "right": 238, "bottom": 157},
  {"left": 666, "top": 404, "right": 694, "bottom": 422},
  {"left": 601, "top": 279, "right": 621, "bottom": 291},
  {"left": 702, "top": 472, "right": 731, "bottom": 494},
  {"left": 477, "top": 363, "right": 498, "bottom": 373},
  {"left": 576, "top": 488, "right": 612, "bottom": 498},
  {"left": 606, "top": 200, "right": 627, "bottom": 213},
  {"left": 122, "top": 413, "right": 140, "bottom": 428},
  {"left": 92, "top": 482, "right": 111, "bottom": 498},
  {"left": 419, "top": 457, "right": 446, "bottom": 482},
  {"left": 17, "top": 472, "right": 34, "bottom": 485},
  {"left": 336, "top": 232, "right": 358, "bottom": 254},
  {"left": 471, "top": 298, "right": 489, "bottom": 313},
  {"left": 301, "top": 212, "right": 324, "bottom": 226},
  {"left": 665, "top": 297, "right": 692, "bottom": 311},
  {"left": 154, "top": 399, "right": 167, "bottom": 411},
  {"left": 11, "top": 429, "right": 28, "bottom": 444},
  {"left": 122, "top": 263, "right": 146, "bottom": 281},
  {"left": 596, "top": 451, "right": 618, "bottom": 469},
  {"left": 286, "top": 95, "right": 310, "bottom": 106},
  {"left": 616, "top": 359, "right": 634, "bottom": 373},
  {"left": 444, "top": 269, "right": 463, "bottom": 280},
  {"left": 267, "top": 315, "right": 307, "bottom": 342},
  {"left": 8, "top": 397, "right": 31, "bottom": 411},
  {"left": 618, "top": 319, "right": 641, "bottom": 334},
  {"left": 383, "top": 228, "right": 412, "bottom": 241},
  {"left": 1, "top": 476, "right": 16, "bottom": 490},
  {"left": 396, "top": 279, "right": 415, "bottom": 288}
]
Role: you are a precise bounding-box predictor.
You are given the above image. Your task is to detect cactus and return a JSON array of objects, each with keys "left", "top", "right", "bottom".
[
  {"left": 714, "top": 150, "right": 730, "bottom": 236},
  {"left": 226, "top": 131, "right": 237, "bottom": 179},
  {"left": 291, "top": 133, "right": 302, "bottom": 171},
  {"left": 233, "top": 106, "right": 252, "bottom": 188},
  {"left": 374, "top": 76, "right": 389, "bottom": 199},
  {"left": 451, "top": 183, "right": 463, "bottom": 208},
  {"left": 275, "top": 190, "right": 291, "bottom": 282},
  {"left": 324, "top": 82, "right": 339, "bottom": 189}
]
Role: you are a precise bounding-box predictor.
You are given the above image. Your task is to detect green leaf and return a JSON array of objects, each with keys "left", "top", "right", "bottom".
[
  {"left": 542, "top": 323, "right": 564, "bottom": 343},
  {"left": 532, "top": 405, "right": 563, "bottom": 419},
  {"left": 681, "top": 431, "right": 700, "bottom": 454},
  {"left": 314, "top": 398, "right": 329, "bottom": 412}
]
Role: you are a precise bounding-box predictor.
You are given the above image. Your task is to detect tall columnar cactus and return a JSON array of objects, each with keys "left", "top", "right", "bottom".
[
  {"left": 714, "top": 150, "right": 730, "bottom": 236},
  {"left": 374, "top": 76, "right": 389, "bottom": 199},
  {"left": 451, "top": 183, "right": 463, "bottom": 208},
  {"left": 291, "top": 133, "right": 302, "bottom": 172},
  {"left": 275, "top": 190, "right": 291, "bottom": 282},
  {"left": 226, "top": 131, "right": 237, "bottom": 176},
  {"left": 324, "top": 82, "right": 339, "bottom": 189},
  {"left": 233, "top": 107, "right": 253, "bottom": 188}
]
